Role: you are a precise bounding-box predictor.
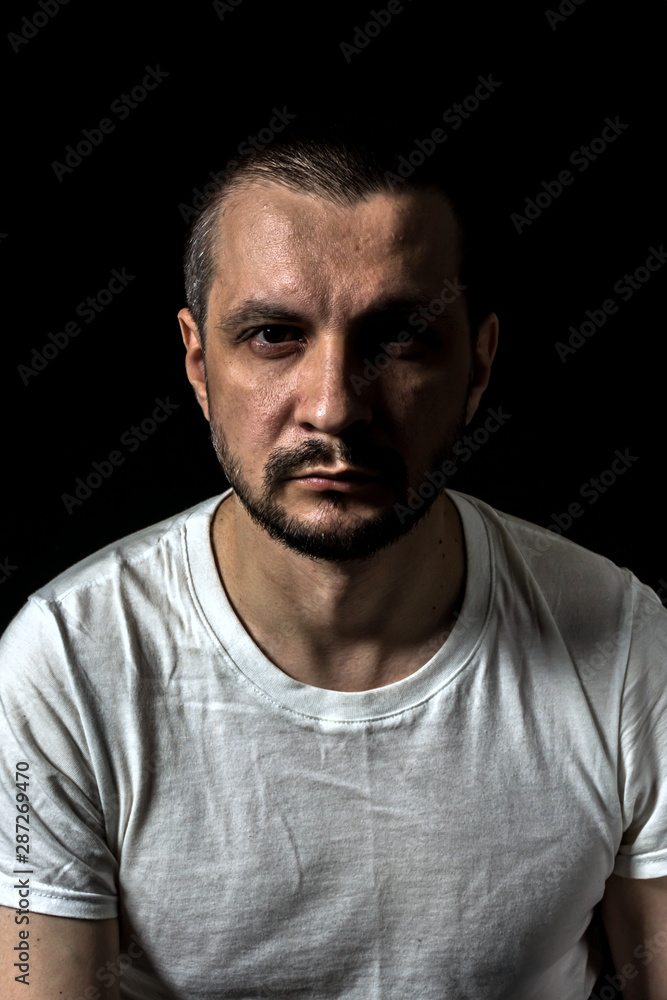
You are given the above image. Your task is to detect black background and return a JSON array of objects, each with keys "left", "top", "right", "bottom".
[
  {"left": 1, "top": 1, "right": 665, "bottom": 993},
  {"left": 2, "top": 1, "right": 665, "bottom": 632}
]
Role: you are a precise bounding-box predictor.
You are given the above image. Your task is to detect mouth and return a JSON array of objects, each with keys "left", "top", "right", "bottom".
[
  {"left": 289, "top": 468, "right": 383, "bottom": 493},
  {"left": 294, "top": 467, "right": 381, "bottom": 480}
]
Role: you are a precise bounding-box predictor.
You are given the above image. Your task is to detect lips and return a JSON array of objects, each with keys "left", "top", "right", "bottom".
[
  {"left": 288, "top": 468, "right": 384, "bottom": 494},
  {"left": 292, "top": 468, "right": 380, "bottom": 481}
]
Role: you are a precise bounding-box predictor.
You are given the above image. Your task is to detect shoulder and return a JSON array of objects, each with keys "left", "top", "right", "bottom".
[
  {"left": 0, "top": 493, "right": 226, "bottom": 654},
  {"left": 41, "top": 494, "right": 221, "bottom": 599},
  {"left": 451, "top": 488, "right": 629, "bottom": 582},
  {"left": 449, "top": 489, "right": 666, "bottom": 636}
]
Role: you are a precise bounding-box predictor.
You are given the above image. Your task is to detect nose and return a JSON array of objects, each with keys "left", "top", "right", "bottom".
[{"left": 292, "top": 332, "right": 374, "bottom": 436}]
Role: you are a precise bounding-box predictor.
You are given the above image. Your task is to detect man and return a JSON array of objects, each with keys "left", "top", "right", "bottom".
[{"left": 1, "top": 120, "right": 667, "bottom": 1000}]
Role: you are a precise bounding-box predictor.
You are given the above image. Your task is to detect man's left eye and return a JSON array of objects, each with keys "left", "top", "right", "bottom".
[{"left": 362, "top": 328, "right": 425, "bottom": 350}]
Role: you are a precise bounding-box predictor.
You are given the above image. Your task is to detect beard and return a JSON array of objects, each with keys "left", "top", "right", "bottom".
[{"left": 208, "top": 390, "right": 470, "bottom": 564}]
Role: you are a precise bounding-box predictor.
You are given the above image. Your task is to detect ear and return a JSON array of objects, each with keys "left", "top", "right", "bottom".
[
  {"left": 178, "top": 308, "right": 209, "bottom": 421},
  {"left": 465, "top": 312, "right": 499, "bottom": 425}
]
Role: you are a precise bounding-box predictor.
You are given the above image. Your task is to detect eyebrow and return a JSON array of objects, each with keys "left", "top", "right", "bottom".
[{"left": 214, "top": 294, "right": 452, "bottom": 334}]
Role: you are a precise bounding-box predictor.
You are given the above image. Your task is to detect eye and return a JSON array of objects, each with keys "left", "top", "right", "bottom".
[
  {"left": 249, "top": 326, "right": 302, "bottom": 344},
  {"left": 359, "top": 323, "right": 433, "bottom": 356},
  {"left": 241, "top": 325, "right": 305, "bottom": 354}
]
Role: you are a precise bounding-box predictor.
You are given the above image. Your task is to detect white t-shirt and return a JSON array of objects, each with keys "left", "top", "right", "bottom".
[{"left": 1, "top": 488, "right": 667, "bottom": 999}]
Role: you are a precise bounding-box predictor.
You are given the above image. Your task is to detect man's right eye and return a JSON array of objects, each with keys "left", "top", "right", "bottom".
[
  {"left": 247, "top": 326, "right": 302, "bottom": 344},
  {"left": 236, "top": 325, "right": 308, "bottom": 357}
]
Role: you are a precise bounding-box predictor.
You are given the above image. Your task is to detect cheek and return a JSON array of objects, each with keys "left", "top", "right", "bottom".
[
  {"left": 211, "top": 363, "right": 293, "bottom": 456},
  {"left": 382, "top": 362, "right": 469, "bottom": 439}
]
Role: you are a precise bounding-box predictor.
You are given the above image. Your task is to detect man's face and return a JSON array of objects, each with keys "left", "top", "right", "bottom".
[{"left": 183, "top": 180, "right": 493, "bottom": 562}]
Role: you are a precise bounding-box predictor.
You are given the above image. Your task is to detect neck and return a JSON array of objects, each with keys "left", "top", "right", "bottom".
[{"left": 211, "top": 491, "right": 466, "bottom": 692}]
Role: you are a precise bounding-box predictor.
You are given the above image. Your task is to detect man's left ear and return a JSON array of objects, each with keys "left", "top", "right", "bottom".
[{"left": 466, "top": 312, "right": 499, "bottom": 425}]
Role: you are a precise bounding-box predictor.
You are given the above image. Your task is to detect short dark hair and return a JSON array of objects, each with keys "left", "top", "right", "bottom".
[{"left": 182, "top": 115, "right": 496, "bottom": 350}]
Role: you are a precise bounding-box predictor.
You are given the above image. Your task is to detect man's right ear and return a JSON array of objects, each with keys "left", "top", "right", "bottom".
[{"left": 178, "top": 308, "right": 209, "bottom": 421}]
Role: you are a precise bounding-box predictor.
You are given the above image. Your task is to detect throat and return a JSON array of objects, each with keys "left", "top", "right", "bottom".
[{"left": 209, "top": 490, "right": 466, "bottom": 692}]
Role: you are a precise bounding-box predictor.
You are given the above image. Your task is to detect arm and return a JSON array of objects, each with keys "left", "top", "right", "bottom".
[
  {"left": 0, "top": 906, "right": 120, "bottom": 1000},
  {"left": 600, "top": 872, "right": 667, "bottom": 999}
]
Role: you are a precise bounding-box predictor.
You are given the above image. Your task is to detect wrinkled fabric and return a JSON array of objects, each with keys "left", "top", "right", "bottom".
[{"left": 1, "top": 488, "right": 666, "bottom": 1000}]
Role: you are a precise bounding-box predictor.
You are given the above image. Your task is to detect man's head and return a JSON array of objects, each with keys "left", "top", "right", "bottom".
[
  {"left": 182, "top": 119, "right": 495, "bottom": 356},
  {"left": 178, "top": 120, "right": 499, "bottom": 563}
]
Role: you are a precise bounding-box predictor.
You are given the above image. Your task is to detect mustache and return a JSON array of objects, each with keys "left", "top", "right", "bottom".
[{"left": 262, "top": 439, "right": 408, "bottom": 491}]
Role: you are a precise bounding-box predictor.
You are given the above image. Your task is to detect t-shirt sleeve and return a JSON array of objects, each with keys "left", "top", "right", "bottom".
[
  {"left": 0, "top": 596, "right": 118, "bottom": 917},
  {"left": 613, "top": 578, "right": 667, "bottom": 878}
]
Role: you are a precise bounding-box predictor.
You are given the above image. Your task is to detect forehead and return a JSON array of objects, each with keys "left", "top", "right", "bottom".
[{"left": 209, "top": 181, "right": 462, "bottom": 310}]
